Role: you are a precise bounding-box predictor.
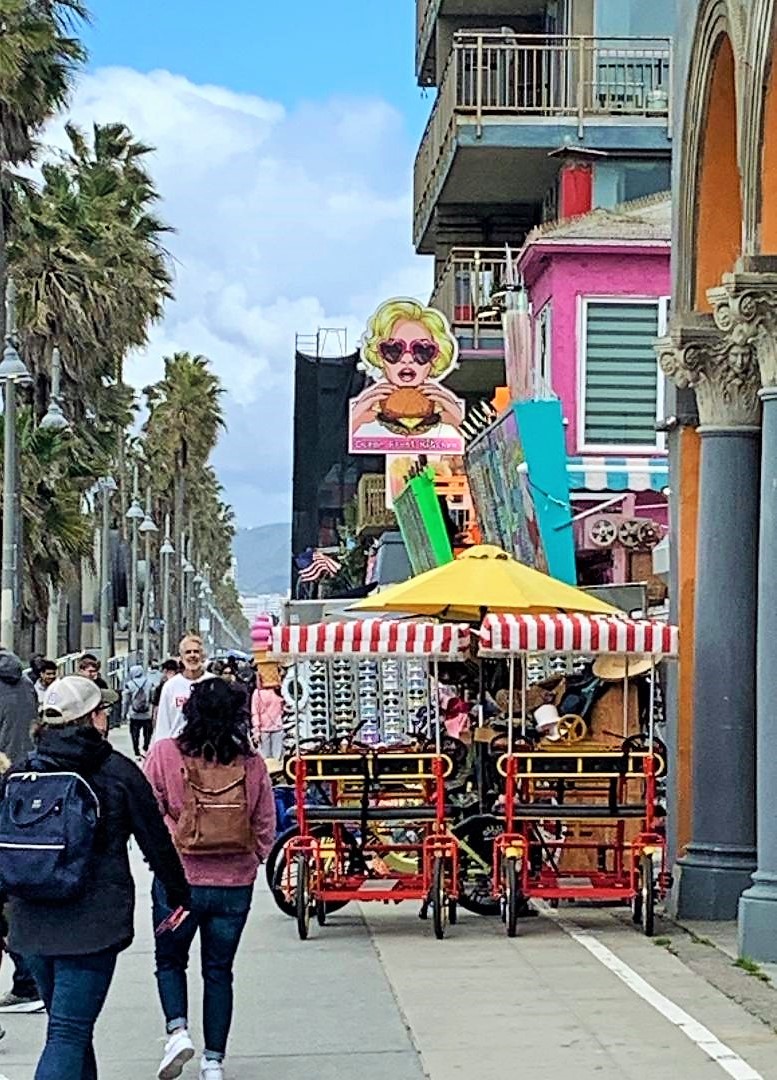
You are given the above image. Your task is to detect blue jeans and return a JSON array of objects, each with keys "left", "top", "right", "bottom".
[
  {"left": 153, "top": 878, "right": 253, "bottom": 1061},
  {"left": 27, "top": 949, "right": 118, "bottom": 1080}
]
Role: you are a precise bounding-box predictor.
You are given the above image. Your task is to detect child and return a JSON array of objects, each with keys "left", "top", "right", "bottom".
[{"left": 250, "top": 674, "right": 284, "bottom": 759}]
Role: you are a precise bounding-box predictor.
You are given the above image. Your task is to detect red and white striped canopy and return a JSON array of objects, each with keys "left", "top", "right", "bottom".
[
  {"left": 479, "top": 614, "right": 678, "bottom": 657},
  {"left": 271, "top": 620, "right": 471, "bottom": 659}
]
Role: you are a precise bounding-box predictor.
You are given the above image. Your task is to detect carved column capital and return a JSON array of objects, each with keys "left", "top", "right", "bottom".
[
  {"left": 657, "top": 313, "right": 761, "bottom": 430},
  {"left": 708, "top": 259, "right": 777, "bottom": 390}
]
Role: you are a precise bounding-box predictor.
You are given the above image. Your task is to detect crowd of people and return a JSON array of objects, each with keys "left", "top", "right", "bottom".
[{"left": 0, "top": 636, "right": 280, "bottom": 1080}]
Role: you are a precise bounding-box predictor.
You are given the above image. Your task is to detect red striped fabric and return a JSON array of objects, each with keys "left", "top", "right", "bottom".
[
  {"left": 479, "top": 614, "right": 678, "bottom": 657},
  {"left": 271, "top": 620, "right": 471, "bottom": 658}
]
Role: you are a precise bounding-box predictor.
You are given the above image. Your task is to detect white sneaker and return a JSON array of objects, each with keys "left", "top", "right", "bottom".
[
  {"left": 199, "top": 1058, "right": 224, "bottom": 1080},
  {"left": 158, "top": 1029, "right": 195, "bottom": 1079}
]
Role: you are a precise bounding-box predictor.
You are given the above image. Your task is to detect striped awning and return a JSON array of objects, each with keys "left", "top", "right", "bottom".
[
  {"left": 479, "top": 613, "right": 678, "bottom": 657},
  {"left": 271, "top": 620, "right": 471, "bottom": 659},
  {"left": 567, "top": 455, "right": 668, "bottom": 493}
]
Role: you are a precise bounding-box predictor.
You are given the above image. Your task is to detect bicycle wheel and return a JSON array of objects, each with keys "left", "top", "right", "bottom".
[
  {"left": 431, "top": 855, "right": 448, "bottom": 940},
  {"left": 639, "top": 853, "right": 655, "bottom": 937},
  {"left": 504, "top": 856, "right": 520, "bottom": 939},
  {"left": 270, "top": 826, "right": 354, "bottom": 919},
  {"left": 452, "top": 814, "right": 501, "bottom": 916},
  {"left": 295, "top": 854, "right": 311, "bottom": 940}
]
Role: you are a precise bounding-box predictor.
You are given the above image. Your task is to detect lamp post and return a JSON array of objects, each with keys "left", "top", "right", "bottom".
[
  {"left": 0, "top": 282, "right": 33, "bottom": 650},
  {"left": 160, "top": 515, "right": 174, "bottom": 658},
  {"left": 125, "top": 467, "right": 144, "bottom": 659},
  {"left": 42, "top": 347, "right": 71, "bottom": 657},
  {"left": 182, "top": 558, "right": 195, "bottom": 633},
  {"left": 97, "top": 475, "right": 117, "bottom": 666},
  {"left": 139, "top": 491, "right": 158, "bottom": 670}
]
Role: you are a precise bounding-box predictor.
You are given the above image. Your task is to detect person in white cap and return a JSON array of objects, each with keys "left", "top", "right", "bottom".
[{"left": 0, "top": 675, "right": 190, "bottom": 1080}]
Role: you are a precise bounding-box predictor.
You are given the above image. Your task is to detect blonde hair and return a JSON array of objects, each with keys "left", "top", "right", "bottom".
[{"left": 361, "top": 298, "right": 457, "bottom": 379}]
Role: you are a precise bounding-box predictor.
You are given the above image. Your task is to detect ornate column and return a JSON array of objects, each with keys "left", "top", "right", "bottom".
[
  {"left": 709, "top": 259, "right": 777, "bottom": 957},
  {"left": 658, "top": 312, "right": 760, "bottom": 919}
]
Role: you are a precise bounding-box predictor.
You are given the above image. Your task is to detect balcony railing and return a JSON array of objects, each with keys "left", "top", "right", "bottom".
[
  {"left": 416, "top": 0, "right": 441, "bottom": 80},
  {"left": 356, "top": 474, "right": 396, "bottom": 537},
  {"left": 414, "top": 32, "right": 672, "bottom": 242},
  {"left": 431, "top": 247, "right": 508, "bottom": 343}
]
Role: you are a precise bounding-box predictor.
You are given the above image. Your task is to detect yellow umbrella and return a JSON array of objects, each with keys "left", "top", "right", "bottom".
[{"left": 350, "top": 545, "right": 620, "bottom": 621}]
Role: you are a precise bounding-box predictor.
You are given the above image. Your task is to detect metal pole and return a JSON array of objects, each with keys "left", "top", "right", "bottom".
[
  {"left": 100, "top": 486, "right": 111, "bottom": 666},
  {"left": 129, "top": 466, "right": 139, "bottom": 656},
  {"left": 142, "top": 524, "right": 151, "bottom": 670},
  {"left": 1, "top": 378, "right": 17, "bottom": 650},
  {"left": 162, "top": 514, "right": 171, "bottom": 658}
]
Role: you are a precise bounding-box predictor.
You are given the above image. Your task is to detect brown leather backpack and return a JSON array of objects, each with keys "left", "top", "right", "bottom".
[{"left": 175, "top": 757, "right": 254, "bottom": 856}]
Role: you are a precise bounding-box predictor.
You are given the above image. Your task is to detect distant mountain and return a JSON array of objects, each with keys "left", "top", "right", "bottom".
[{"left": 232, "top": 522, "right": 291, "bottom": 595}]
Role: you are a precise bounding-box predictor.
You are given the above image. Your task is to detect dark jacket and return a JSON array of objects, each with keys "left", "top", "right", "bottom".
[
  {"left": 5, "top": 726, "right": 190, "bottom": 957},
  {"left": 0, "top": 652, "right": 36, "bottom": 764}
]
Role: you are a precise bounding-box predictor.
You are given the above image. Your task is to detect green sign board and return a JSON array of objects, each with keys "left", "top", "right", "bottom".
[{"left": 393, "top": 468, "right": 453, "bottom": 575}]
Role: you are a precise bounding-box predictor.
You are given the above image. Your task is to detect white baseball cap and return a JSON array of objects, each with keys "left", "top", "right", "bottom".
[{"left": 41, "top": 676, "right": 119, "bottom": 726}]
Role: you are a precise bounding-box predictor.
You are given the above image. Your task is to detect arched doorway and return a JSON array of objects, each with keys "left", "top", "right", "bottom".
[
  {"left": 761, "top": 43, "right": 777, "bottom": 250},
  {"left": 694, "top": 34, "right": 742, "bottom": 307}
]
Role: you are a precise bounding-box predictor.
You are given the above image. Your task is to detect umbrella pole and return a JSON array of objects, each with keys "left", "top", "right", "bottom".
[{"left": 477, "top": 606, "right": 487, "bottom": 814}]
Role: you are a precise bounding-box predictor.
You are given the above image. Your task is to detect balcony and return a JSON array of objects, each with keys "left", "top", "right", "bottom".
[
  {"left": 414, "top": 32, "right": 672, "bottom": 249},
  {"left": 416, "top": 0, "right": 440, "bottom": 85},
  {"left": 431, "top": 247, "right": 507, "bottom": 343},
  {"left": 356, "top": 474, "right": 396, "bottom": 537}
]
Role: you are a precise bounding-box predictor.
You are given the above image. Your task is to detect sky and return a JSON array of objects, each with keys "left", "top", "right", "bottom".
[{"left": 54, "top": 1, "right": 434, "bottom": 528}]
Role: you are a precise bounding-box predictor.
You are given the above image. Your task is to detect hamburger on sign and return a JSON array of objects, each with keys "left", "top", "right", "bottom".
[{"left": 348, "top": 298, "right": 466, "bottom": 455}]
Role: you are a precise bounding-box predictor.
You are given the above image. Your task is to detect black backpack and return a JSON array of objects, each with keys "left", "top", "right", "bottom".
[{"left": 0, "top": 756, "right": 101, "bottom": 901}]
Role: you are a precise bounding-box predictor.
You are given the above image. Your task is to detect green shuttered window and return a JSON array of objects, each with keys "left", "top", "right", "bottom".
[{"left": 583, "top": 300, "right": 660, "bottom": 447}]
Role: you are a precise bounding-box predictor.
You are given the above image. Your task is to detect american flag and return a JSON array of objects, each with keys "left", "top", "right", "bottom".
[{"left": 297, "top": 549, "right": 342, "bottom": 583}]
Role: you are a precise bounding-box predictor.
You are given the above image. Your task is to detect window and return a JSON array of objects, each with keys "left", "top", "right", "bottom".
[
  {"left": 580, "top": 298, "right": 667, "bottom": 449},
  {"left": 534, "top": 302, "right": 552, "bottom": 396}
]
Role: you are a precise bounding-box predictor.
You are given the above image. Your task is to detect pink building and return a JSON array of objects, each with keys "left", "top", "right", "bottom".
[{"left": 516, "top": 195, "right": 671, "bottom": 587}]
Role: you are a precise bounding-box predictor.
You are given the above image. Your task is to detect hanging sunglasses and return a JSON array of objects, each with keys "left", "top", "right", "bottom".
[{"left": 378, "top": 338, "right": 440, "bottom": 366}]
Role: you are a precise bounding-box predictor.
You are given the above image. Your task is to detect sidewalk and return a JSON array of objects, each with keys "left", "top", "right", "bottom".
[{"left": 1, "top": 732, "right": 776, "bottom": 1079}]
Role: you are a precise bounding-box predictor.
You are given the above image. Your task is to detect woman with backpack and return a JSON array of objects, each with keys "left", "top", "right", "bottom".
[
  {"left": 0, "top": 675, "right": 191, "bottom": 1080},
  {"left": 144, "top": 677, "right": 275, "bottom": 1080}
]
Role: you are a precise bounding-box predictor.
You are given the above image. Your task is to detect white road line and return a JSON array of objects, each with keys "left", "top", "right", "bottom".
[{"left": 562, "top": 925, "right": 764, "bottom": 1080}]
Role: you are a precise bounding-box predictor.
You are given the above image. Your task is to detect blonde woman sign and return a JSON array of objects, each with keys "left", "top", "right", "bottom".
[{"left": 349, "top": 298, "right": 466, "bottom": 454}]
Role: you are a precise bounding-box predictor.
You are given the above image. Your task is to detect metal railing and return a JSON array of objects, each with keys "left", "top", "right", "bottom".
[
  {"left": 356, "top": 475, "right": 396, "bottom": 536},
  {"left": 414, "top": 32, "right": 672, "bottom": 242},
  {"left": 431, "top": 247, "right": 508, "bottom": 337}
]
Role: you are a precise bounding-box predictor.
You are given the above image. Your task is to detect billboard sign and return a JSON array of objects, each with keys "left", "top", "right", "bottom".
[{"left": 348, "top": 298, "right": 465, "bottom": 455}]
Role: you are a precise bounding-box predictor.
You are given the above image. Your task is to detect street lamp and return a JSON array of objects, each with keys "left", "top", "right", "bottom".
[
  {"left": 97, "top": 475, "right": 117, "bottom": 666},
  {"left": 160, "top": 516, "right": 174, "bottom": 658},
  {"left": 40, "top": 347, "right": 70, "bottom": 433},
  {"left": 139, "top": 493, "right": 158, "bottom": 670},
  {"left": 0, "top": 282, "right": 33, "bottom": 650},
  {"left": 125, "top": 469, "right": 144, "bottom": 658}
]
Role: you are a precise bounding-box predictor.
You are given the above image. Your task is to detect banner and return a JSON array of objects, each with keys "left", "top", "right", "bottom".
[{"left": 349, "top": 298, "right": 465, "bottom": 455}]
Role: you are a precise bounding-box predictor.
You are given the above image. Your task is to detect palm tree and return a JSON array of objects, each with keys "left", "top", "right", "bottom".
[
  {"left": 9, "top": 121, "right": 172, "bottom": 418},
  {"left": 0, "top": 0, "right": 88, "bottom": 337},
  {"left": 143, "top": 353, "right": 225, "bottom": 638}
]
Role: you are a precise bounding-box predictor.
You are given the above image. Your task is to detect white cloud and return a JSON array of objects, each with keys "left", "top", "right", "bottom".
[{"left": 47, "top": 66, "right": 430, "bottom": 527}]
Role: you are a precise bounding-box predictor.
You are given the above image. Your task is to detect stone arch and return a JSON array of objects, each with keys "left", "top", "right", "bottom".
[
  {"left": 675, "top": 0, "right": 743, "bottom": 312},
  {"left": 750, "top": 0, "right": 777, "bottom": 250}
]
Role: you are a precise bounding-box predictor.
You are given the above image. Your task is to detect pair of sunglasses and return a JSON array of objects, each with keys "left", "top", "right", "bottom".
[{"left": 378, "top": 338, "right": 440, "bottom": 366}]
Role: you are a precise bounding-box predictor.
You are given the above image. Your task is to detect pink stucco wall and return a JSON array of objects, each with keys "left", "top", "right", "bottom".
[{"left": 520, "top": 243, "right": 671, "bottom": 455}]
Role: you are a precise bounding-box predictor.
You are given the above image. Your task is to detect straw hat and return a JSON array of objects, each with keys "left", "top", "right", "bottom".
[{"left": 592, "top": 655, "right": 654, "bottom": 681}]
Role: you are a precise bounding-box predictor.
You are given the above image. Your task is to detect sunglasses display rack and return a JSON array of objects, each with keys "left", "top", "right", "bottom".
[
  {"left": 280, "top": 657, "right": 434, "bottom": 746},
  {"left": 526, "top": 654, "right": 592, "bottom": 685}
]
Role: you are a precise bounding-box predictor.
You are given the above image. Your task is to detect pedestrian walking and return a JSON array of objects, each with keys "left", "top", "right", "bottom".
[
  {"left": 0, "top": 675, "right": 190, "bottom": 1080},
  {"left": 0, "top": 649, "right": 44, "bottom": 1016},
  {"left": 144, "top": 678, "right": 275, "bottom": 1080},
  {"left": 33, "top": 660, "right": 58, "bottom": 706},
  {"left": 152, "top": 659, "right": 180, "bottom": 726},
  {"left": 251, "top": 673, "right": 284, "bottom": 760},
  {"left": 123, "top": 663, "right": 154, "bottom": 760},
  {"left": 151, "top": 636, "right": 213, "bottom": 744},
  {"left": 77, "top": 654, "right": 109, "bottom": 690}
]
